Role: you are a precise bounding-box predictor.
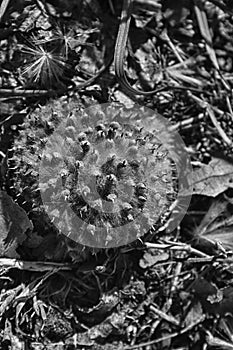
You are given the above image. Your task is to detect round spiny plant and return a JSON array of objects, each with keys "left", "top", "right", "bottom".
[{"left": 7, "top": 99, "right": 189, "bottom": 259}]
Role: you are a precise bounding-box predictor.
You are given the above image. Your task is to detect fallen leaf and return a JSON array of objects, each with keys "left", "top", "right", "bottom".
[
  {"left": 192, "top": 158, "right": 233, "bottom": 197},
  {"left": 191, "top": 197, "right": 233, "bottom": 253},
  {"left": 184, "top": 301, "right": 203, "bottom": 327},
  {"left": 193, "top": 279, "right": 233, "bottom": 316},
  {"left": 193, "top": 198, "right": 228, "bottom": 237},
  {"left": 0, "top": 191, "right": 32, "bottom": 258}
]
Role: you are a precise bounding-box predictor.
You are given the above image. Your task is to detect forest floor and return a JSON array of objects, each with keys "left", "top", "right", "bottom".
[{"left": 1, "top": 0, "right": 233, "bottom": 349}]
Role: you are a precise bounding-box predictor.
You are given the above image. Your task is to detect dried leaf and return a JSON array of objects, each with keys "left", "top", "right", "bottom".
[
  {"left": 184, "top": 301, "right": 203, "bottom": 327},
  {"left": 0, "top": 191, "right": 32, "bottom": 258},
  {"left": 192, "top": 197, "right": 233, "bottom": 252},
  {"left": 192, "top": 277, "right": 228, "bottom": 314},
  {"left": 193, "top": 198, "right": 228, "bottom": 236},
  {"left": 192, "top": 158, "right": 233, "bottom": 197}
]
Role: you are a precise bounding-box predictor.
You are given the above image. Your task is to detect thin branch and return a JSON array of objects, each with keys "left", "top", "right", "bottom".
[
  {"left": 188, "top": 92, "right": 233, "bottom": 146},
  {"left": 123, "top": 316, "right": 205, "bottom": 349},
  {"left": 150, "top": 304, "right": 180, "bottom": 326},
  {"left": 0, "top": 0, "right": 11, "bottom": 22},
  {"left": 0, "top": 88, "right": 50, "bottom": 97},
  {"left": 0, "top": 258, "right": 72, "bottom": 271},
  {"left": 144, "top": 241, "right": 211, "bottom": 258}
]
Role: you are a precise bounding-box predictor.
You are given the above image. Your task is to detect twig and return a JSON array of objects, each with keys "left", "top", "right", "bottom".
[
  {"left": 164, "top": 260, "right": 183, "bottom": 312},
  {"left": 170, "top": 113, "right": 204, "bottom": 132},
  {"left": 226, "top": 95, "right": 233, "bottom": 121},
  {"left": 108, "top": 0, "right": 115, "bottom": 15},
  {"left": 150, "top": 304, "right": 180, "bottom": 326},
  {"left": 14, "top": 269, "right": 59, "bottom": 303},
  {"left": 0, "top": 0, "right": 11, "bottom": 22},
  {"left": 188, "top": 92, "right": 233, "bottom": 146},
  {"left": 207, "top": 105, "right": 232, "bottom": 146},
  {"left": 144, "top": 241, "right": 211, "bottom": 258},
  {"left": 161, "top": 30, "right": 187, "bottom": 68},
  {"left": 0, "top": 112, "right": 27, "bottom": 126},
  {"left": 123, "top": 315, "right": 205, "bottom": 349},
  {"left": 0, "top": 88, "right": 50, "bottom": 97},
  {"left": 34, "top": 0, "right": 50, "bottom": 17},
  {"left": 0, "top": 258, "right": 72, "bottom": 271},
  {"left": 0, "top": 257, "right": 107, "bottom": 274}
]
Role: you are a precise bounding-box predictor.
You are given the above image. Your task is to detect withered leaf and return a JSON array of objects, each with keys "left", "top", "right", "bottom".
[
  {"left": 191, "top": 197, "right": 233, "bottom": 253},
  {"left": 0, "top": 191, "right": 33, "bottom": 258},
  {"left": 192, "top": 158, "right": 233, "bottom": 197},
  {"left": 193, "top": 278, "right": 233, "bottom": 316}
]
